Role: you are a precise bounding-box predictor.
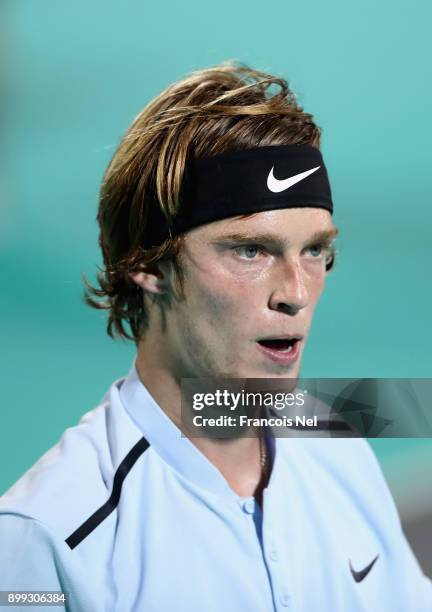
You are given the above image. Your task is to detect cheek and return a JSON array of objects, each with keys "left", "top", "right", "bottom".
[
  {"left": 182, "top": 262, "right": 257, "bottom": 320},
  {"left": 174, "top": 276, "right": 252, "bottom": 375},
  {"left": 178, "top": 274, "right": 240, "bottom": 334},
  {"left": 200, "top": 284, "right": 250, "bottom": 331},
  {"left": 183, "top": 274, "right": 256, "bottom": 342},
  {"left": 306, "top": 270, "right": 327, "bottom": 307}
]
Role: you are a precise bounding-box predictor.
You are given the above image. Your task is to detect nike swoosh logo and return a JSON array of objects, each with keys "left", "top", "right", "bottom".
[
  {"left": 349, "top": 555, "right": 379, "bottom": 583},
  {"left": 267, "top": 165, "right": 320, "bottom": 193}
]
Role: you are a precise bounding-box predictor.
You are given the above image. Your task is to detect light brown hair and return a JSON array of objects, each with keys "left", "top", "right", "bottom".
[{"left": 85, "top": 61, "right": 332, "bottom": 344}]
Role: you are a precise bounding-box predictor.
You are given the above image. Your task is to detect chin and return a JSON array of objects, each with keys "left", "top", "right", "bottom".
[
  {"left": 238, "top": 363, "right": 302, "bottom": 379},
  {"left": 258, "top": 370, "right": 301, "bottom": 380}
]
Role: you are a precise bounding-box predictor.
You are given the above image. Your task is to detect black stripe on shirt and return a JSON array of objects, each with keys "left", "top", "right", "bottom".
[{"left": 65, "top": 436, "right": 150, "bottom": 550}]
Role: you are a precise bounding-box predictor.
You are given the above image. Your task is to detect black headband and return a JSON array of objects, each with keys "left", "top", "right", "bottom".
[{"left": 145, "top": 144, "right": 333, "bottom": 248}]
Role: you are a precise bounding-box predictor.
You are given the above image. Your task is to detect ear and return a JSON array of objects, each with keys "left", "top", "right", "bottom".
[{"left": 129, "top": 263, "right": 170, "bottom": 296}]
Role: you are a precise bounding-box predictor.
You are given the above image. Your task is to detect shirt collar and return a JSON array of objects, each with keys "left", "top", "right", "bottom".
[{"left": 119, "top": 361, "right": 245, "bottom": 501}]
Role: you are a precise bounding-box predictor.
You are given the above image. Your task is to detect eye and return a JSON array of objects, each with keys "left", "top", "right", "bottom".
[
  {"left": 234, "top": 245, "right": 262, "bottom": 259},
  {"left": 307, "top": 244, "right": 323, "bottom": 257},
  {"left": 305, "top": 242, "right": 336, "bottom": 265}
]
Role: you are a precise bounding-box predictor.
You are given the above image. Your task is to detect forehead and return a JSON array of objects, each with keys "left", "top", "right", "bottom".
[{"left": 186, "top": 207, "right": 337, "bottom": 244}]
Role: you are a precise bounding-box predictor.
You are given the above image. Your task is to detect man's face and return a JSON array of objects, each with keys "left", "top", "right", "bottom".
[{"left": 160, "top": 207, "right": 337, "bottom": 379}]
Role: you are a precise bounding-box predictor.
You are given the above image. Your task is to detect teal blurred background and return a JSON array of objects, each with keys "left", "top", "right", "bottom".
[{"left": 1, "top": 0, "right": 431, "bottom": 571}]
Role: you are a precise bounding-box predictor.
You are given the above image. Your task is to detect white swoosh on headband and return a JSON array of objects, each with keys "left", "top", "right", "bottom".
[{"left": 267, "top": 165, "right": 321, "bottom": 193}]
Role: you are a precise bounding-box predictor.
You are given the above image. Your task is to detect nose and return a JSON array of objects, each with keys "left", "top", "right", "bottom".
[{"left": 268, "top": 258, "right": 309, "bottom": 315}]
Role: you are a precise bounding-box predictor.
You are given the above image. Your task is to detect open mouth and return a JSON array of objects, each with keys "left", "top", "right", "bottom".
[
  {"left": 256, "top": 336, "right": 303, "bottom": 365},
  {"left": 257, "top": 338, "right": 300, "bottom": 353}
]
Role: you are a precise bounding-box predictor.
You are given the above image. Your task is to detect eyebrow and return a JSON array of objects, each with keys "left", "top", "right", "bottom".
[{"left": 212, "top": 227, "right": 339, "bottom": 246}]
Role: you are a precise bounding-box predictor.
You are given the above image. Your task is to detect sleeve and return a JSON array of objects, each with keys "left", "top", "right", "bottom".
[{"left": 0, "top": 514, "right": 71, "bottom": 611}]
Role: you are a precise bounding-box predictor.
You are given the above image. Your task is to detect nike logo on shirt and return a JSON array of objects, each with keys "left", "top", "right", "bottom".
[
  {"left": 267, "top": 166, "right": 320, "bottom": 193},
  {"left": 349, "top": 555, "right": 379, "bottom": 583}
]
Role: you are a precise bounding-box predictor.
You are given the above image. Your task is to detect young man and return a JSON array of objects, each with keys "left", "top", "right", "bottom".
[{"left": 1, "top": 63, "right": 431, "bottom": 611}]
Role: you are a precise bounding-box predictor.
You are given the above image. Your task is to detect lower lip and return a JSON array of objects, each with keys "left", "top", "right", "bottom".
[{"left": 256, "top": 340, "right": 301, "bottom": 366}]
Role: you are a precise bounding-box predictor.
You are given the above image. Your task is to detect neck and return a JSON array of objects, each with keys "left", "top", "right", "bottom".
[{"left": 135, "top": 339, "right": 269, "bottom": 503}]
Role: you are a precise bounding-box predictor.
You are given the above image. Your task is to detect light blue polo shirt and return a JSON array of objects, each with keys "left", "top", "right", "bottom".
[{"left": 1, "top": 363, "right": 431, "bottom": 611}]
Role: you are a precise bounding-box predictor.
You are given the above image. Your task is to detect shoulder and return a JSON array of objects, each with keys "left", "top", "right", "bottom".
[
  {"left": 278, "top": 436, "right": 400, "bottom": 521},
  {"left": 0, "top": 513, "right": 65, "bottom": 591},
  {"left": 0, "top": 377, "right": 143, "bottom": 542},
  {"left": 294, "top": 436, "right": 384, "bottom": 473},
  {"left": 285, "top": 436, "right": 386, "bottom": 478}
]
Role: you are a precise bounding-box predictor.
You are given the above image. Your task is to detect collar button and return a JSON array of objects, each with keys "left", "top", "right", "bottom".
[{"left": 242, "top": 498, "right": 255, "bottom": 514}]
